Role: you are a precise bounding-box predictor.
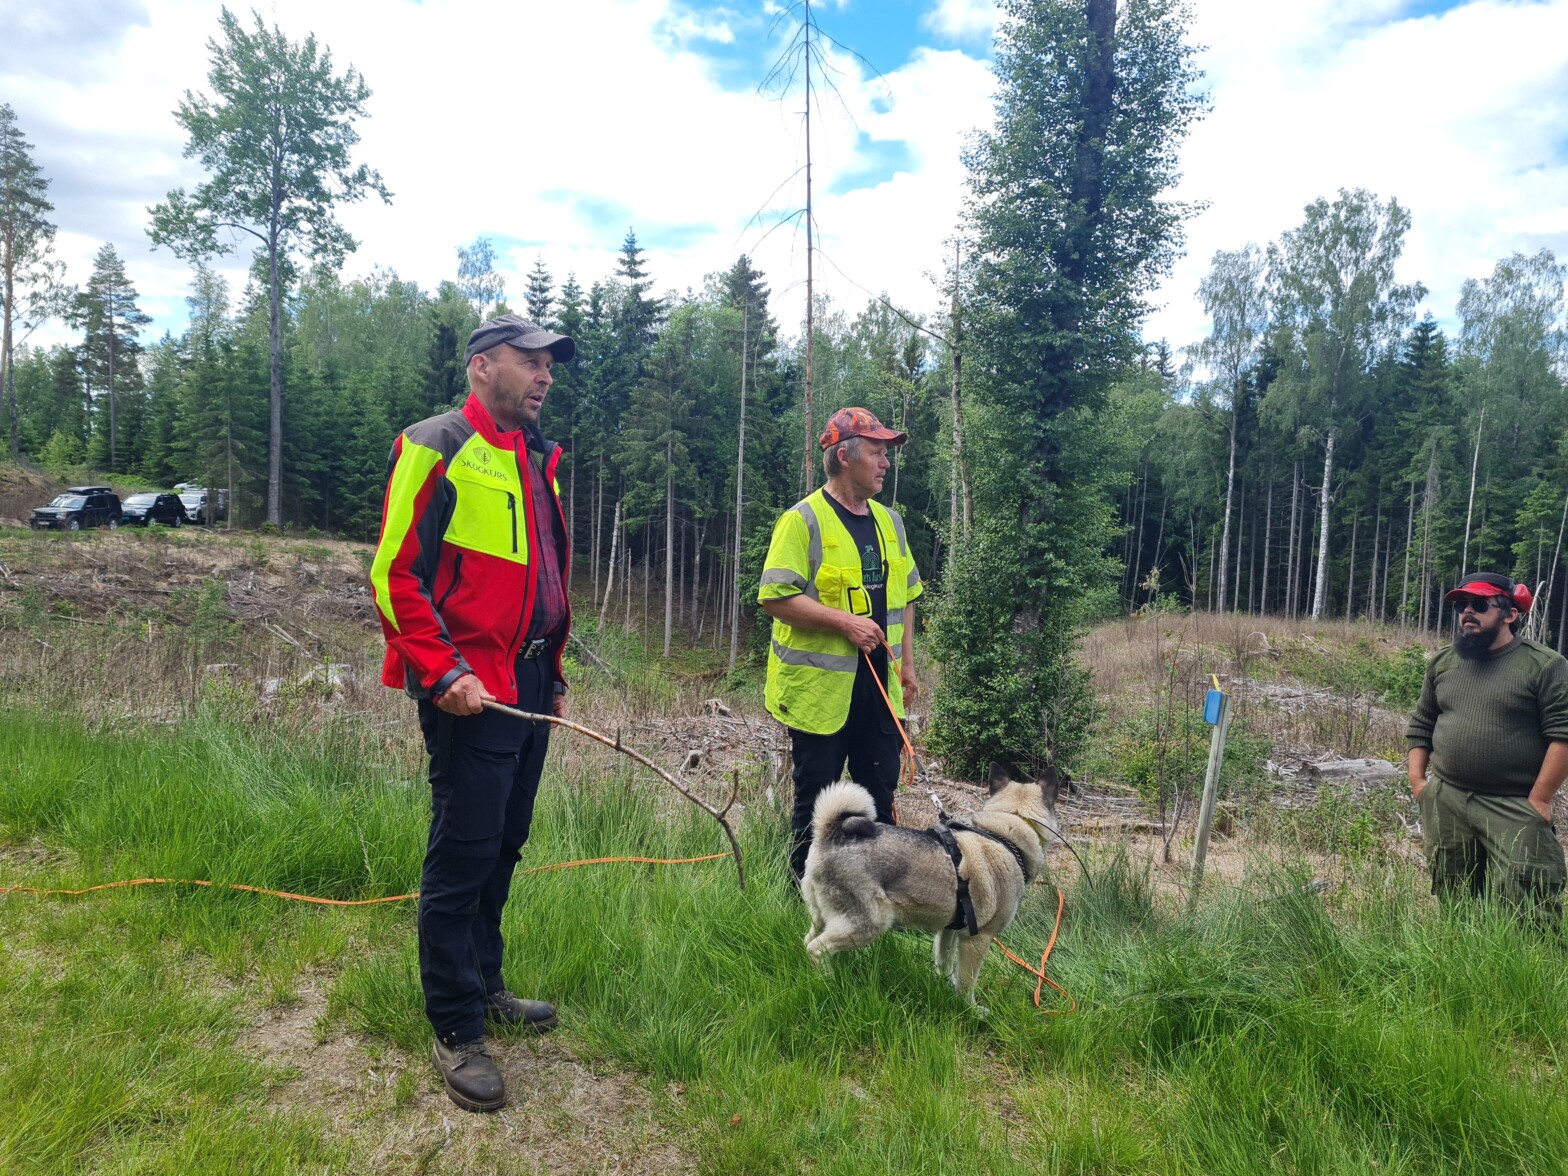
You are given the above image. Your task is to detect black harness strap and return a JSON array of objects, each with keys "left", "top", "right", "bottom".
[
  {"left": 928, "top": 820, "right": 1032, "bottom": 935},
  {"left": 945, "top": 820, "right": 1031, "bottom": 882},
  {"left": 929, "top": 823, "right": 978, "bottom": 935}
]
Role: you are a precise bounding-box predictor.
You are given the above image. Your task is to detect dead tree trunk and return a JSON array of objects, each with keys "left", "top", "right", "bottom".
[{"left": 599, "top": 496, "right": 622, "bottom": 626}]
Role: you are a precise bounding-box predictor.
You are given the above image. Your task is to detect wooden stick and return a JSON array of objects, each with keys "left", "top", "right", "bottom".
[{"left": 482, "top": 699, "right": 745, "bottom": 890}]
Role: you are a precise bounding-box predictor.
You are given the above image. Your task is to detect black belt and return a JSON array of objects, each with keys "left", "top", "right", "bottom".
[{"left": 518, "top": 638, "right": 550, "bottom": 660}]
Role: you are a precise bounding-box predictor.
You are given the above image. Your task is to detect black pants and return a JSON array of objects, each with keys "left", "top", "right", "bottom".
[
  {"left": 416, "top": 656, "right": 553, "bottom": 1045},
  {"left": 788, "top": 665, "right": 904, "bottom": 880}
]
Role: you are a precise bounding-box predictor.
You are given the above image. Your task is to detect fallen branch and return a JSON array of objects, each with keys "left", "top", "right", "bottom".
[
  {"left": 568, "top": 631, "right": 622, "bottom": 680},
  {"left": 482, "top": 699, "right": 745, "bottom": 890},
  {"left": 263, "top": 622, "right": 308, "bottom": 653}
]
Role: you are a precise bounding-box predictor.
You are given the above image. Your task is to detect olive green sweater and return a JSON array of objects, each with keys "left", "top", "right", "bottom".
[{"left": 1406, "top": 637, "right": 1568, "bottom": 796}]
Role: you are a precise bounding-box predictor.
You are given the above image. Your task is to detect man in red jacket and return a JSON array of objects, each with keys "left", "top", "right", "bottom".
[{"left": 372, "top": 314, "right": 574, "bottom": 1112}]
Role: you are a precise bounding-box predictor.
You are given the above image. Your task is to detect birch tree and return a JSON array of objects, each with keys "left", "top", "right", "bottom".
[
  {"left": 1266, "top": 188, "right": 1422, "bottom": 619},
  {"left": 1195, "top": 244, "right": 1267, "bottom": 612},
  {"left": 149, "top": 6, "right": 389, "bottom": 526}
]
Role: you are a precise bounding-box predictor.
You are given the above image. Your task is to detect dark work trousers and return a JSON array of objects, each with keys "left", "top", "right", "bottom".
[
  {"left": 416, "top": 655, "right": 554, "bottom": 1045},
  {"left": 788, "top": 663, "right": 904, "bottom": 880}
]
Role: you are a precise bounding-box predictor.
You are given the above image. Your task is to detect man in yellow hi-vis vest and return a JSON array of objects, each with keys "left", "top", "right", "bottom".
[{"left": 758, "top": 407, "right": 924, "bottom": 880}]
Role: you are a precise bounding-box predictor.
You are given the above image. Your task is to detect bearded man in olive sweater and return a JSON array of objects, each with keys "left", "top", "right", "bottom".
[{"left": 1407, "top": 573, "right": 1568, "bottom": 920}]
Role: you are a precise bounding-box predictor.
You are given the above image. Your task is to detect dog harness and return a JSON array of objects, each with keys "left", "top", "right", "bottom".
[{"left": 928, "top": 820, "right": 1031, "bottom": 936}]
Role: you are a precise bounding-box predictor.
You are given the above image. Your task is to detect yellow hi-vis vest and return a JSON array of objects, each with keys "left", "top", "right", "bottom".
[{"left": 758, "top": 489, "right": 923, "bottom": 735}]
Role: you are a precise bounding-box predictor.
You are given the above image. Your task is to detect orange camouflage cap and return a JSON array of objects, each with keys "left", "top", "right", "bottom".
[{"left": 819, "top": 406, "right": 908, "bottom": 450}]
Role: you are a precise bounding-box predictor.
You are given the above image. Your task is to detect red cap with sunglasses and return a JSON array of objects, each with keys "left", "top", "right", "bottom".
[{"left": 1444, "top": 572, "right": 1533, "bottom": 614}]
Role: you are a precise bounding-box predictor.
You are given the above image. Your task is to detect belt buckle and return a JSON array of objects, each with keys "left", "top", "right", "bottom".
[{"left": 522, "top": 638, "right": 548, "bottom": 660}]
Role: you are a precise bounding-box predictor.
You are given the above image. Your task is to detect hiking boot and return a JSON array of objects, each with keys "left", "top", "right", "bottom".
[
  {"left": 485, "top": 988, "right": 559, "bottom": 1034},
  {"left": 431, "top": 1037, "right": 505, "bottom": 1112}
]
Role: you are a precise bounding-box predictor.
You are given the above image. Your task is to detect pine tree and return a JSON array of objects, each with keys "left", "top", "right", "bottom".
[{"left": 0, "top": 103, "right": 67, "bottom": 458}]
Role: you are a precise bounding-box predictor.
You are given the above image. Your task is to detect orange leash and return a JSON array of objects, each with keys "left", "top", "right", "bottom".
[
  {"left": 994, "top": 885, "right": 1075, "bottom": 1013},
  {"left": 0, "top": 853, "right": 733, "bottom": 905},
  {"left": 862, "top": 643, "right": 917, "bottom": 791}
]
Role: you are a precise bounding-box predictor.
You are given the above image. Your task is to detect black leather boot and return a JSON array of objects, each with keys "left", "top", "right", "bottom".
[{"left": 431, "top": 1037, "right": 505, "bottom": 1112}]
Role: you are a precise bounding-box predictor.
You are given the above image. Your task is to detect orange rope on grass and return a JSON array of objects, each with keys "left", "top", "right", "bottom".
[
  {"left": 0, "top": 853, "right": 735, "bottom": 905},
  {"left": 994, "top": 885, "right": 1075, "bottom": 1013}
]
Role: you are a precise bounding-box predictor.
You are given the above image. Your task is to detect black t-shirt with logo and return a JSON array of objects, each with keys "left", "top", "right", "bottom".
[{"left": 822, "top": 489, "right": 888, "bottom": 681}]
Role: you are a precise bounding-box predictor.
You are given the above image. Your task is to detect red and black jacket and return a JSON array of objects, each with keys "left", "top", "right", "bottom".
[{"left": 371, "top": 394, "right": 570, "bottom": 705}]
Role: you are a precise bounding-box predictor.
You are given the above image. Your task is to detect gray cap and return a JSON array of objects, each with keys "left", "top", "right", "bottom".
[{"left": 465, "top": 314, "right": 576, "bottom": 364}]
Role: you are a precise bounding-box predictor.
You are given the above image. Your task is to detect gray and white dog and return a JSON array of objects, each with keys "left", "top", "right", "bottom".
[{"left": 801, "top": 763, "right": 1062, "bottom": 1002}]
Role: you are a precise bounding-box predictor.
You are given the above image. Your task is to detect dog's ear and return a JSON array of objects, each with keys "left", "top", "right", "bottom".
[
  {"left": 987, "top": 761, "right": 1015, "bottom": 795},
  {"left": 1037, "top": 762, "right": 1062, "bottom": 808}
]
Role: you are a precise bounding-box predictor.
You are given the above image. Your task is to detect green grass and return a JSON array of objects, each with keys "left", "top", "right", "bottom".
[
  {"left": 3, "top": 707, "right": 1567, "bottom": 1174},
  {"left": 1276, "top": 634, "right": 1431, "bottom": 711}
]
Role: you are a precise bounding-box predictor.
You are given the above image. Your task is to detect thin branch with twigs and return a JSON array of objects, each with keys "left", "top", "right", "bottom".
[{"left": 482, "top": 700, "right": 745, "bottom": 890}]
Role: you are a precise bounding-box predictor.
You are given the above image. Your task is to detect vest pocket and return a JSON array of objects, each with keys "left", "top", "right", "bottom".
[{"left": 815, "top": 565, "right": 847, "bottom": 611}]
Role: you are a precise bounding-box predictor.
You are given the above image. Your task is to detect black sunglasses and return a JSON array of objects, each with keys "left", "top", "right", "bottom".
[{"left": 1454, "top": 596, "right": 1503, "bottom": 614}]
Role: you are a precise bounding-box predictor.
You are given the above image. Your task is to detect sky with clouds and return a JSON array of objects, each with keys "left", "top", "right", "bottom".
[{"left": 3, "top": 0, "right": 1566, "bottom": 361}]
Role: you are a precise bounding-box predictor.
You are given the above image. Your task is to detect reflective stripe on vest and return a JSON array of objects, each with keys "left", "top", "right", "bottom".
[
  {"left": 770, "top": 639, "right": 860, "bottom": 673},
  {"left": 790, "top": 500, "right": 824, "bottom": 602}
]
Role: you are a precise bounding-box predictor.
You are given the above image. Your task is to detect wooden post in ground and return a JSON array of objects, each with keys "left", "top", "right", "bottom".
[{"left": 1189, "top": 683, "right": 1233, "bottom": 911}]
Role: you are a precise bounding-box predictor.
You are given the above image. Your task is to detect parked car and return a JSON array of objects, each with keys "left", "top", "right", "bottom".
[
  {"left": 174, "top": 485, "right": 230, "bottom": 525},
  {"left": 119, "top": 492, "right": 189, "bottom": 527},
  {"left": 30, "top": 487, "right": 122, "bottom": 532}
]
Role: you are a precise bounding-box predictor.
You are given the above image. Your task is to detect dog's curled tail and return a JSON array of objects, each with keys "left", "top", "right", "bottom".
[{"left": 812, "top": 781, "right": 879, "bottom": 843}]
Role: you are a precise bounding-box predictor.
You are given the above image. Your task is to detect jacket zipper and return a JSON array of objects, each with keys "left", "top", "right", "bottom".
[
  {"left": 435, "top": 551, "right": 464, "bottom": 612},
  {"left": 506, "top": 492, "right": 518, "bottom": 554}
]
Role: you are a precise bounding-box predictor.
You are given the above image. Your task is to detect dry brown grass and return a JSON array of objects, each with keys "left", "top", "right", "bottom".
[{"left": 1083, "top": 610, "right": 1429, "bottom": 768}]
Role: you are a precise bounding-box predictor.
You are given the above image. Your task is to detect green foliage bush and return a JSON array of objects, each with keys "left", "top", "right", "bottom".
[
  {"left": 1259, "top": 781, "right": 1413, "bottom": 860},
  {"left": 1278, "top": 635, "right": 1429, "bottom": 710}
]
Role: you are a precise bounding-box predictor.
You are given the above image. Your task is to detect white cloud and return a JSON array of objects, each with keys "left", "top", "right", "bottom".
[
  {"left": 1151, "top": 0, "right": 1568, "bottom": 352},
  {"left": 4, "top": 0, "right": 993, "bottom": 350},
  {"left": 920, "top": 0, "right": 997, "bottom": 42}
]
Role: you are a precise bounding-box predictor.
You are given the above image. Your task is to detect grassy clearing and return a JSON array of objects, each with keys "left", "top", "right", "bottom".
[{"left": 4, "top": 700, "right": 1568, "bottom": 1175}]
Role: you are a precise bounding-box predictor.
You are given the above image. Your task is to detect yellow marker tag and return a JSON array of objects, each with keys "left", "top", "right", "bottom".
[{"left": 1210, "top": 673, "right": 1220, "bottom": 691}]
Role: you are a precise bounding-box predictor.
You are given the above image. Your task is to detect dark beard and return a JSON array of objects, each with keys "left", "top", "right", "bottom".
[{"left": 1454, "top": 629, "right": 1491, "bottom": 659}]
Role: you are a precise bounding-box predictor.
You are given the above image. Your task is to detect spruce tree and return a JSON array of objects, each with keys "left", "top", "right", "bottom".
[
  {"left": 523, "top": 255, "right": 553, "bottom": 326},
  {"left": 74, "top": 243, "right": 151, "bottom": 472},
  {"left": 929, "top": 0, "right": 1204, "bottom": 776}
]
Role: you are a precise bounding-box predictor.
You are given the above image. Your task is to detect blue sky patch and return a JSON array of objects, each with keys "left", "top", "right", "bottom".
[
  {"left": 829, "top": 134, "right": 917, "bottom": 194},
  {"left": 659, "top": 0, "right": 985, "bottom": 97}
]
